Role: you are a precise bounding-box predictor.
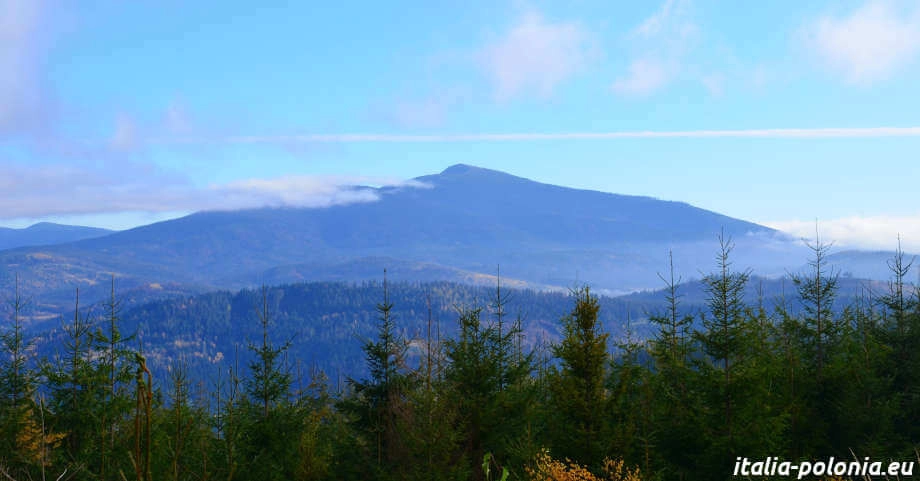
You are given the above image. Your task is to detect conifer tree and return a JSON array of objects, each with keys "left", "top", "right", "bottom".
[
  {"left": 835, "top": 286, "right": 894, "bottom": 454},
  {"left": 876, "top": 239, "right": 919, "bottom": 449},
  {"left": 792, "top": 230, "right": 840, "bottom": 380},
  {"left": 396, "top": 289, "right": 467, "bottom": 481},
  {"left": 695, "top": 232, "right": 750, "bottom": 467},
  {"left": 790, "top": 229, "right": 842, "bottom": 454},
  {"left": 0, "top": 274, "right": 39, "bottom": 475},
  {"left": 245, "top": 286, "right": 293, "bottom": 418},
  {"left": 548, "top": 286, "right": 609, "bottom": 468},
  {"left": 237, "top": 286, "right": 301, "bottom": 481},
  {"left": 606, "top": 311, "right": 654, "bottom": 475},
  {"left": 444, "top": 304, "right": 535, "bottom": 480},
  {"left": 45, "top": 288, "right": 95, "bottom": 473},
  {"left": 213, "top": 349, "right": 244, "bottom": 481},
  {"left": 647, "top": 253, "right": 700, "bottom": 480},
  {"left": 341, "top": 273, "right": 413, "bottom": 479},
  {"left": 155, "top": 359, "right": 211, "bottom": 481},
  {"left": 650, "top": 252, "right": 694, "bottom": 369},
  {"left": 94, "top": 276, "right": 136, "bottom": 480}
]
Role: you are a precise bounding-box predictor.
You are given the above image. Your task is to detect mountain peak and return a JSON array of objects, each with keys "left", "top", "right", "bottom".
[
  {"left": 433, "top": 164, "right": 528, "bottom": 183},
  {"left": 0, "top": 222, "right": 114, "bottom": 251},
  {"left": 415, "top": 164, "right": 522, "bottom": 185},
  {"left": 27, "top": 222, "right": 64, "bottom": 230},
  {"left": 440, "top": 163, "right": 490, "bottom": 176}
]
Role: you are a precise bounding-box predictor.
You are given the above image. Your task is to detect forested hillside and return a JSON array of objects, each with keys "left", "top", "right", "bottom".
[
  {"left": 0, "top": 223, "right": 114, "bottom": 251},
  {"left": 66, "top": 280, "right": 647, "bottom": 387},
  {"left": 2, "top": 236, "right": 919, "bottom": 480},
  {"left": 0, "top": 164, "right": 803, "bottom": 318}
]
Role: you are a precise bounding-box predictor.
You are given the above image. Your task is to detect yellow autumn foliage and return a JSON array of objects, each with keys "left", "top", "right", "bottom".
[
  {"left": 15, "top": 405, "right": 66, "bottom": 467},
  {"left": 526, "top": 449, "right": 643, "bottom": 481}
]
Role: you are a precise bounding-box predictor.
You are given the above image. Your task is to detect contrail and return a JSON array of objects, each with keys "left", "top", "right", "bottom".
[{"left": 161, "top": 127, "right": 920, "bottom": 143}]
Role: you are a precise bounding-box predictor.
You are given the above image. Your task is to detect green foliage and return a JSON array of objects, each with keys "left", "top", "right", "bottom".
[
  {"left": 338, "top": 274, "right": 418, "bottom": 479},
  {"left": 548, "top": 286, "right": 609, "bottom": 468},
  {"left": 0, "top": 274, "right": 40, "bottom": 475},
  {"left": 5, "top": 239, "right": 920, "bottom": 481},
  {"left": 245, "top": 286, "right": 293, "bottom": 418},
  {"left": 444, "top": 305, "right": 537, "bottom": 479}
]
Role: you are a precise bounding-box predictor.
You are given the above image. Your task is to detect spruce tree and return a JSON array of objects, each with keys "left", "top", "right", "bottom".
[
  {"left": 695, "top": 232, "right": 750, "bottom": 468},
  {"left": 548, "top": 286, "right": 609, "bottom": 468},
  {"left": 45, "top": 289, "right": 95, "bottom": 474},
  {"left": 607, "top": 311, "right": 654, "bottom": 475},
  {"left": 0, "top": 274, "right": 39, "bottom": 475},
  {"left": 647, "top": 253, "right": 700, "bottom": 480},
  {"left": 93, "top": 276, "right": 136, "bottom": 480},
  {"left": 792, "top": 230, "right": 840, "bottom": 380},
  {"left": 790, "top": 229, "right": 842, "bottom": 454},
  {"left": 876, "top": 239, "right": 919, "bottom": 450},
  {"left": 443, "top": 304, "right": 535, "bottom": 480},
  {"left": 245, "top": 286, "right": 292, "bottom": 418},
  {"left": 238, "top": 286, "right": 300, "bottom": 481},
  {"left": 341, "top": 273, "right": 413, "bottom": 479}
]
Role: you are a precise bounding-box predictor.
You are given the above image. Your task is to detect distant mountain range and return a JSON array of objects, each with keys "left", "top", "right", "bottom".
[
  {"left": 0, "top": 222, "right": 113, "bottom": 251},
  {"left": 81, "top": 280, "right": 647, "bottom": 384},
  {"left": 0, "top": 164, "right": 910, "bottom": 318}
]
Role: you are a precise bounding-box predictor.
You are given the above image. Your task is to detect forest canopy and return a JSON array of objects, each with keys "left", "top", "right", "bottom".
[{"left": 1, "top": 236, "right": 919, "bottom": 481}]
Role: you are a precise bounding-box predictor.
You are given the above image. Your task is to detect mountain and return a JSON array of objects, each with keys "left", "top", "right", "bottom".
[
  {"left": 620, "top": 274, "right": 886, "bottom": 315},
  {"left": 0, "top": 222, "right": 114, "bottom": 251},
  {"left": 0, "top": 164, "right": 814, "bottom": 317},
  {"left": 256, "top": 256, "right": 538, "bottom": 288},
  {"left": 36, "top": 280, "right": 649, "bottom": 384},
  {"left": 823, "top": 250, "right": 916, "bottom": 281}
]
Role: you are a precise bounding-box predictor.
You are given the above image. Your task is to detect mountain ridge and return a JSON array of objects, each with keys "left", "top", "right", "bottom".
[
  {"left": 0, "top": 222, "right": 115, "bottom": 251},
  {"left": 0, "top": 164, "right": 817, "bottom": 317}
]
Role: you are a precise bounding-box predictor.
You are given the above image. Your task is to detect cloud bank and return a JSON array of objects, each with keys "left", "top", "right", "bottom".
[
  {"left": 765, "top": 216, "right": 920, "bottom": 252},
  {"left": 0, "top": 162, "right": 426, "bottom": 220}
]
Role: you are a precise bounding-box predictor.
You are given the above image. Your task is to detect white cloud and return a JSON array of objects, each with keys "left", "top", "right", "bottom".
[
  {"left": 612, "top": 0, "right": 697, "bottom": 97},
  {"left": 215, "top": 176, "right": 428, "bottom": 210},
  {"left": 0, "top": 162, "right": 427, "bottom": 219},
  {"left": 611, "top": 59, "right": 671, "bottom": 96},
  {"left": 481, "top": 11, "right": 590, "bottom": 100},
  {"left": 804, "top": 1, "right": 920, "bottom": 83},
  {"left": 765, "top": 216, "right": 920, "bottom": 252},
  {"left": 634, "top": 0, "right": 697, "bottom": 42}
]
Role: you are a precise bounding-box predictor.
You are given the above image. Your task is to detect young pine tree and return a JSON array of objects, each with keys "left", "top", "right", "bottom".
[
  {"left": 45, "top": 288, "right": 96, "bottom": 475},
  {"left": 93, "top": 276, "right": 137, "bottom": 481},
  {"left": 695, "top": 233, "right": 750, "bottom": 467},
  {"left": 444, "top": 304, "right": 535, "bottom": 481},
  {"left": 340, "top": 273, "right": 413, "bottom": 480},
  {"left": 790, "top": 230, "right": 842, "bottom": 455},
  {"left": 238, "top": 286, "right": 300, "bottom": 481},
  {"left": 647, "top": 253, "right": 701, "bottom": 480},
  {"left": 0, "top": 274, "right": 41, "bottom": 475},
  {"left": 607, "top": 312, "right": 654, "bottom": 475},
  {"left": 548, "top": 286, "right": 609, "bottom": 469}
]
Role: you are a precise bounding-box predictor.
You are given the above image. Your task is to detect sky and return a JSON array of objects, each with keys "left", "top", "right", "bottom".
[{"left": 2, "top": 0, "right": 920, "bottom": 250}]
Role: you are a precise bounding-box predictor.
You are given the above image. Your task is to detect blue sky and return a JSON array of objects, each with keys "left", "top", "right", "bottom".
[{"left": 2, "top": 0, "right": 920, "bottom": 250}]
